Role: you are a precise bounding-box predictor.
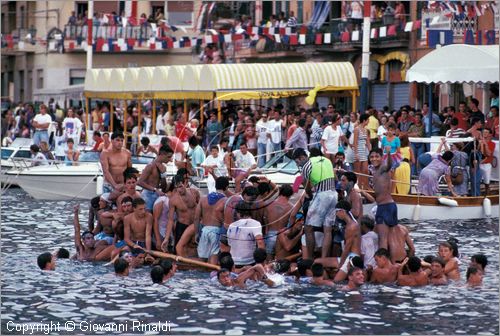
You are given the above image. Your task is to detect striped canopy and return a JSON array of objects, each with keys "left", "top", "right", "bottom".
[{"left": 84, "top": 62, "right": 358, "bottom": 100}]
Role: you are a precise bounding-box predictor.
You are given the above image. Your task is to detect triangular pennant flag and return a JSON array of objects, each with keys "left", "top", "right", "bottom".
[
  {"left": 205, "top": 35, "right": 213, "bottom": 44},
  {"left": 68, "top": 41, "right": 75, "bottom": 50},
  {"left": 269, "top": 27, "right": 275, "bottom": 35},
  {"left": 246, "top": 25, "right": 253, "bottom": 34},
  {"left": 299, "top": 34, "right": 306, "bottom": 45},
  {"left": 212, "top": 35, "right": 219, "bottom": 43},
  {"left": 183, "top": 37, "right": 191, "bottom": 47},
  {"left": 156, "top": 41, "right": 163, "bottom": 49},
  {"left": 102, "top": 43, "right": 109, "bottom": 52},
  {"left": 279, "top": 27, "right": 286, "bottom": 35},
  {"left": 263, "top": 27, "right": 269, "bottom": 35},
  {"left": 173, "top": 40, "right": 180, "bottom": 48},
  {"left": 324, "top": 33, "right": 331, "bottom": 44},
  {"left": 404, "top": 22, "right": 413, "bottom": 32},
  {"left": 371, "top": 28, "right": 378, "bottom": 39},
  {"left": 233, "top": 34, "right": 243, "bottom": 41},
  {"left": 341, "top": 31, "right": 350, "bottom": 42},
  {"left": 81, "top": 41, "right": 88, "bottom": 51},
  {"left": 388, "top": 25, "right": 397, "bottom": 36},
  {"left": 149, "top": 37, "right": 155, "bottom": 45},
  {"left": 224, "top": 34, "right": 232, "bottom": 43},
  {"left": 274, "top": 34, "right": 281, "bottom": 43},
  {"left": 166, "top": 38, "right": 173, "bottom": 49},
  {"left": 290, "top": 34, "right": 298, "bottom": 45},
  {"left": 351, "top": 30, "right": 360, "bottom": 41},
  {"left": 285, "top": 27, "right": 292, "bottom": 35},
  {"left": 413, "top": 20, "right": 421, "bottom": 30},
  {"left": 299, "top": 26, "right": 307, "bottom": 34},
  {"left": 120, "top": 43, "right": 128, "bottom": 51},
  {"left": 379, "top": 26, "right": 387, "bottom": 38},
  {"left": 315, "top": 33, "right": 322, "bottom": 44},
  {"left": 113, "top": 44, "right": 120, "bottom": 52},
  {"left": 18, "top": 41, "right": 25, "bottom": 50}
]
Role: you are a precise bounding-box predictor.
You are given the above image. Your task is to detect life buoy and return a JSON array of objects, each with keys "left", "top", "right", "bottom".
[
  {"left": 412, "top": 204, "right": 421, "bottom": 221},
  {"left": 438, "top": 197, "right": 458, "bottom": 207},
  {"left": 483, "top": 197, "right": 492, "bottom": 217},
  {"left": 96, "top": 176, "right": 104, "bottom": 195}
]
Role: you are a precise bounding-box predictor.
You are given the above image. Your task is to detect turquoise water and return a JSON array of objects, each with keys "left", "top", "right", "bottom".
[{"left": 1, "top": 189, "right": 498, "bottom": 334}]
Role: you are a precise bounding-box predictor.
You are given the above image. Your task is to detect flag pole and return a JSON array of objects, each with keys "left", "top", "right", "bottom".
[{"left": 359, "top": 1, "right": 371, "bottom": 114}]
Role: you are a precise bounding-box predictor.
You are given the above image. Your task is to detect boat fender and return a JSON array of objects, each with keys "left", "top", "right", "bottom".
[
  {"left": 370, "top": 205, "right": 377, "bottom": 217},
  {"left": 412, "top": 204, "right": 421, "bottom": 221},
  {"left": 483, "top": 197, "right": 492, "bottom": 217},
  {"left": 96, "top": 176, "right": 104, "bottom": 195},
  {"left": 438, "top": 197, "right": 458, "bottom": 207}
]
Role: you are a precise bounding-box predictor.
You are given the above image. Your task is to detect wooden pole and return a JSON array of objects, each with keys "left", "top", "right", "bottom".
[
  {"left": 123, "top": 100, "right": 127, "bottom": 145},
  {"left": 351, "top": 91, "right": 357, "bottom": 113},
  {"left": 152, "top": 99, "right": 157, "bottom": 134},
  {"left": 217, "top": 99, "right": 221, "bottom": 122},
  {"left": 137, "top": 100, "right": 142, "bottom": 146},
  {"left": 85, "top": 97, "right": 90, "bottom": 143},
  {"left": 109, "top": 100, "right": 114, "bottom": 133},
  {"left": 146, "top": 250, "right": 220, "bottom": 271},
  {"left": 199, "top": 100, "right": 204, "bottom": 125},
  {"left": 168, "top": 100, "right": 172, "bottom": 119},
  {"left": 184, "top": 99, "right": 188, "bottom": 121}
]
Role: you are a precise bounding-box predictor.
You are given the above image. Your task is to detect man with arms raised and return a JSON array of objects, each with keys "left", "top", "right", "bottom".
[
  {"left": 369, "top": 148, "right": 396, "bottom": 250},
  {"left": 73, "top": 205, "right": 110, "bottom": 261},
  {"left": 137, "top": 145, "right": 174, "bottom": 212},
  {"left": 123, "top": 198, "right": 154, "bottom": 263},
  {"left": 396, "top": 256, "right": 428, "bottom": 286},
  {"left": 100, "top": 132, "right": 132, "bottom": 195}
]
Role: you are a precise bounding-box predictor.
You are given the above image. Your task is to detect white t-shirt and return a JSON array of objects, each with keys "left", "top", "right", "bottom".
[
  {"left": 202, "top": 154, "right": 228, "bottom": 177},
  {"left": 54, "top": 135, "right": 67, "bottom": 157},
  {"left": 266, "top": 119, "right": 282, "bottom": 144},
  {"left": 232, "top": 150, "right": 256, "bottom": 169},
  {"left": 62, "top": 117, "right": 82, "bottom": 138},
  {"left": 227, "top": 218, "right": 263, "bottom": 265},
  {"left": 377, "top": 125, "right": 387, "bottom": 148},
  {"left": 256, "top": 120, "right": 269, "bottom": 144},
  {"left": 361, "top": 231, "right": 378, "bottom": 268},
  {"left": 321, "top": 125, "right": 343, "bottom": 154},
  {"left": 32, "top": 152, "right": 49, "bottom": 166},
  {"left": 33, "top": 114, "right": 52, "bottom": 131},
  {"left": 156, "top": 114, "right": 165, "bottom": 133},
  {"left": 153, "top": 196, "right": 169, "bottom": 238}
]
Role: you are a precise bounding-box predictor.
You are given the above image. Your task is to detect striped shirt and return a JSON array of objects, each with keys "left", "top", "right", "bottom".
[{"left": 301, "top": 159, "right": 336, "bottom": 193}]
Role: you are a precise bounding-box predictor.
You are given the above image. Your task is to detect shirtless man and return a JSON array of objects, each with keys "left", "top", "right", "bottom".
[
  {"left": 100, "top": 132, "right": 132, "bottom": 196},
  {"left": 217, "top": 264, "right": 275, "bottom": 288},
  {"left": 137, "top": 145, "right": 174, "bottom": 212},
  {"left": 123, "top": 198, "right": 154, "bottom": 263},
  {"left": 341, "top": 267, "right": 365, "bottom": 291},
  {"left": 396, "top": 256, "right": 429, "bottom": 286},
  {"left": 428, "top": 257, "right": 448, "bottom": 285},
  {"left": 339, "top": 172, "right": 363, "bottom": 221},
  {"left": 73, "top": 205, "right": 109, "bottom": 261},
  {"left": 310, "top": 263, "right": 335, "bottom": 287},
  {"left": 193, "top": 177, "right": 229, "bottom": 264},
  {"left": 161, "top": 175, "right": 200, "bottom": 253},
  {"left": 369, "top": 248, "right": 399, "bottom": 284},
  {"left": 438, "top": 241, "right": 460, "bottom": 281},
  {"left": 116, "top": 174, "right": 142, "bottom": 212},
  {"left": 263, "top": 184, "right": 294, "bottom": 258},
  {"left": 369, "top": 148, "right": 396, "bottom": 250},
  {"left": 387, "top": 223, "right": 415, "bottom": 263}
]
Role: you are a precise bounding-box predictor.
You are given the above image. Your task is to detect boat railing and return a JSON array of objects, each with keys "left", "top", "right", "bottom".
[{"left": 10, "top": 157, "right": 82, "bottom": 171}]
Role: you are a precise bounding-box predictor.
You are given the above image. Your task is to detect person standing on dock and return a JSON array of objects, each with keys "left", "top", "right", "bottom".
[{"left": 100, "top": 132, "right": 132, "bottom": 195}]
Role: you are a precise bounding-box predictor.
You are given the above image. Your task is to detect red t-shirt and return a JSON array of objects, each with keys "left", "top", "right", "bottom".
[
  {"left": 454, "top": 111, "right": 469, "bottom": 131},
  {"left": 175, "top": 122, "right": 190, "bottom": 142},
  {"left": 482, "top": 140, "right": 496, "bottom": 164},
  {"left": 92, "top": 137, "right": 103, "bottom": 151}
]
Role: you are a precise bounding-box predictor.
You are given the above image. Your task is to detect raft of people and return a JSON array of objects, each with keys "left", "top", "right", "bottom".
[{"left": 36, "top": 132, "right": 489, "bottom": 290}]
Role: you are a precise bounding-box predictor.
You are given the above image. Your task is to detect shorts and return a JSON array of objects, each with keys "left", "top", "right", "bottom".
[
  {"left": 132, "top": 241, "right": 146, "bottom": 256},
  {"left": 264, "top": 230, "right": 278, "bottom": 255},
  {"left": 174, "top": 222, "right": 189, "bottom": 246},
  {"left": 141, "top": 189, "right": 159, "bottom": 212},
  {"left": 102, "top": 182, "right": 114, "bottom": 194},
  {"left": 219, "top": 226, "right": 229, "bottom": 246},
  {"left": 338, "top": 252, "right": 360, "bottom": 273},
  {"left": 197, "top": 225, "right": 221, "bottom": 258},
  {"left": 94, "top": 232, "right": 114, "bottom": 245},
  {"left": 375, "top": 202, "right": 398, "bottom": 227},
  {"left": 301, "top": 231, "right": 324, "bottom": 249},
  {"left": 480, "top": 163, "right": 492, "bottom": 184},
  {"left": 234, "top": 169, "right": 247, "bottom": 178},
  {"left": 305, "top": 190, "right": 338, "bottom": 228},
  {"left": 115, "top": 240, "right": 126, "bottom": 248}
]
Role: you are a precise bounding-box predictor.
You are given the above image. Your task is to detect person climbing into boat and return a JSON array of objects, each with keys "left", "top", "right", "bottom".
[
  {"left": 396, "top": 256, "right": 429, "bottom": 287},
  {"left": 116, "top": 174, "right": 142, "bottom": 212},
  {"left": 417, "top": 149, "right": 457, "bottom": 197}
]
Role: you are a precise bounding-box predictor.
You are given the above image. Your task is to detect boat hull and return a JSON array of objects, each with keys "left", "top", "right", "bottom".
[{"left": 13, "top": 173, "right": 98, "bottom": 200}]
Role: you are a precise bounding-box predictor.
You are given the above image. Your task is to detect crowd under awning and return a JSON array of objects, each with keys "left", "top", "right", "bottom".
[
  {"left": 84, "top": 61, "right": 359, "bottom": 102},
  {"left": 406, "top": 44, "right": 499, "bottom": 84}
]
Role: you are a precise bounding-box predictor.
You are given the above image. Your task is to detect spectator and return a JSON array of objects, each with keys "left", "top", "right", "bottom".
[
  {"left": 64, "top": 138, "right": 80, "bottom": 166},
  {"left": 418, "top": 149, "right": 456, "bottom": 197},
  {"left": 30, "top": 144, "right": 49, "bottom": 166},
  {"left": 206, "top": 112, "right": 223, "bottom": 146},
  {"left": 32, "top": 104, "right": 52, "bottom": 146},
  {"left": 468, "top": 98, "right": 485, "bottom": 125},
  {"left": 92, "top": 131, "right": 103, "bottom": 151},
  {"left": 445, "top": 118, "right": 466, "bottom": 138},
  {"left": 485, "top": 106, "right": 499, "bottom": 139},
  {"left": 256, "top": 112, "right": 270, "bottom": 167},
  {"left": 287, "top": 11, "right": 297, "bottom": 27}
]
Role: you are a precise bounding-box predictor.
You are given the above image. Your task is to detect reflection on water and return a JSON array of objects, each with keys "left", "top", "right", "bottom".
[{"left": 1, "top": 189, "right": 498, "bottom": 334}]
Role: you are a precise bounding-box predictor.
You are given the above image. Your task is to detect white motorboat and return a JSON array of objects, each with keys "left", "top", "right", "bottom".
[{"left": 1, "top": 138, "right": 34, "bottom": 187}]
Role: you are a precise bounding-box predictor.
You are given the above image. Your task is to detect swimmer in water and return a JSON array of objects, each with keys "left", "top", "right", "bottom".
[
  {"left": 396, "top": 256, "right": 428, "bottom": 287},
  {"left": 217, "top": 264, "right": 275, "bottom": 288},
  {"left": 114, "top": 257, "right": 129, "bottom": 276},
  {"left": 438, "top": 242, "right": 460, "bottom": 281},
  {"left": 341, "top": 267, "right": 365, "bottom": 291},
  {"left": 428, "top": 257, "right": 448, "bottom": 286},
  {"left": 37, "top": 252, "right": 56, "bottom": 271},
  {"left": 310, "top": 263, "right": 335, "bottom": 287},
  {"left": 466, "top": 266, "right": 483, "bottom": 287}
]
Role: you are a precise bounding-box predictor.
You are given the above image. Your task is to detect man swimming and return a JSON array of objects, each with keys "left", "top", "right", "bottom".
[
  {"left": 396, "top": 256, "right": 428, "bottom": 286},
  {"left": 310, "top": 263, "right": 335, "bottom": 287},
  {"left": 369, "top": 248, "right": 399, "bottom": 284},
  {"left": 428, "top": 257, "right": 448, "bottom": 286},
  {"left": 217, "top": 264, "right": 275, "bottom": 288},
  {"left": 438, "top": 242, "right": 460, "bottom": 281},
  {"left": 73, "top": 205, "right": 110, "bottom": 261},
  {"left": 37, "top": 252, "right": 56, "bottom": 271},
  {"left": 341, "top": 267, "right": 365, "bottom": 291}
]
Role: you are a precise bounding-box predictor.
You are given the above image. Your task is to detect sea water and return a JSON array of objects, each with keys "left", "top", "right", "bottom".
[{"left": 1, "top": 189, "right": 498, "bottom": 334}]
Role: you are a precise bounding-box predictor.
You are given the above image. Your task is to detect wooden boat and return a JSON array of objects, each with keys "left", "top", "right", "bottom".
[{"left": 362, "top": 191, "right": 499, "bottom": 220}]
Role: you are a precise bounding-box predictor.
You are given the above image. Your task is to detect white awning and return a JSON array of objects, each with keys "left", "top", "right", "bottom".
[{"left": 406, "top": 44, "right": 499, "bottom": 83}]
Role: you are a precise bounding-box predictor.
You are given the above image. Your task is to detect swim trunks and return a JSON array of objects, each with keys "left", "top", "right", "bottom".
[
  {"left": 132, "top": 241, "right": 146, "bottom": 256},
  {"left": 375, "top": 202, "right": 398, "bottom": 227},
  {"left": 115, "top": 240, "right": 126, "bottom": 248},
  {"left": 94, "top": 232, "right": 114, "bottom": 245},
  {"left": 197, "top": 225, "right": 221, "bottom": 258},
  {"left": 174, "top": 222, "right": 189, "bottom": 246},
  {"left": 141, "top": 189, "right": 159, "bottom": 212},
  {"left": 264, "top": 230, "right": 279, "bottom": 255},
  {"left": 338, "top": 252, "right": 360, "bottom": 273},
  {"left": 304, "top": 190, "right": 337, "bottom": 228},
  {"left": 102, "top": 182, "right": 114, "bottom": 194},
  {"left": 219, "top": 226, "right": 229, "bottom": 246}
]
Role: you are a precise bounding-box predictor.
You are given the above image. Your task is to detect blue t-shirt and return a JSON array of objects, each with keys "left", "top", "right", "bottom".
[{"left": 381, "top": 136, "right": 400, "bottom": 154}]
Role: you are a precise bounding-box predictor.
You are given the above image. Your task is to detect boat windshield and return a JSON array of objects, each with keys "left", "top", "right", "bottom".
[
  {"left": 1, "top": 149, "right": 14, "bottom": 160},
  {"left": 260, "top": 152, "right": 299, "bottom": 175},
  {"left": 79, "top": 151, "right": 154, "bottom": 164},
  {"left": 13, "top": 150, "right": 31, "bottom": 158}
]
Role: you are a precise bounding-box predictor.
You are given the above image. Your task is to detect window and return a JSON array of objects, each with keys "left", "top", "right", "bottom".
[
  {"left": 70, "top": 69, "right": 85, "bottom": 86},
  {"left": 167, "top": 1, "right": 193, "bottom": 27},
  {"left": 1, "top": 149, "right": 14, "bottom": 160},
  {"left": 297, "top": 0, "right": 303, "bottom": 24},
  {"left": 37, "top": 69, "right": 43, "bottom": 89},
  {"left": 76, "top": 2, "right": 88, "bottom": 17}
]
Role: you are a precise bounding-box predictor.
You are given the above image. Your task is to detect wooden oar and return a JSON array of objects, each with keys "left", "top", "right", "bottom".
[{"left": 146, "top": 250, "right": 220, "bottom": 271}]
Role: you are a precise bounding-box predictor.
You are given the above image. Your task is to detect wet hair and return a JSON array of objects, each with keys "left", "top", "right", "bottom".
[
  {"left": 407, "top": 256, "right": 421, "bottom": 273},
  {"left": 172, "top": 174, "right": 185, "bottom": 187},
  {"left": 343, "top": 171, "right": 357, "bottom": 184},
  {"left": 279, "top": 184, "right": 294, "bottom": 197},
  {"left": 350, "top": 256, "right": 364, "bottom": 269},
  {"left": 311, "top": 263, "right": 324, "bottom": 277},
  {"left": 159, "top": 259, "right": 173, "bottom": 274},
  {"left": 466, "top": 266, "right": 481, "bottom": 280},
  {"left": 257, "top": 182, "right": 271, "bottom": 195},
  {"left": 471, "top": 254, "right": 488, "bottom": 270},
  {"left": 369, "top": 148, "right": 383, "bottom": 157},
  {"left": 215, "top": 176, "right": 230, "bottom": 191},
  {"left": 120, "top": 196, "right": 133, "bottom": 205},
  {"left": 90, "top": 196, "right": 101, "bottom": 209},
  {"left": 114, "top": 257, "right": 129, "bottom": 274},
  {"left": 158, "top": 144, "right": 173, "bottom": 155},
  {"left": 188, "top": 136, "right": 198, "bottom": 147},
  {"left": 253, "top": 248, "right": 267, "bottom": 264},
  {"left": 360, "top": 215, "right": 375, "bottom": 230},
  {"left": 236, "top": 201, "right": 252, "bottom": 217},
  {"left": 123, "top": 167, "right": 139, "bottom": 180},
  {"left": 439, "top": 241, "right": 453, "bottom": 253},
  {"left": 375, "top": 248, "right": 391, "bottom": 259},
  {"left": 348, "top": 266, "right": 363, "bottom": 277},
  {"left": 220, "top": 256, "right": 234, "bottom": 271},
  {"left": 423, "top": 255, "right": 434, "bottom": 264},
  {"left": 297, "top": 259, "right": 314, "bottom": 276},
  {"left": 57, "top": 248, "right": 70, "bottom": 259},
  {"left": 431, "top": 256, "right": 445, "bottom": 268},
  {"left": 359, "top": 114, "right": 370, "bottom": 123},
  {"left": 218, "top": 251, "right": 232, "bottom": 262},
  {"left": 132, "top": 198, "right": 146, "bottom": 208},
  {"left": 176, "top": 168, "right": 189, "bottom": 177},
  {"left": 37, "top": 252, "right": 53, "bottom": 270},
  {"left": 111, "top": 132, "right": 124, "bottom": 140},
  {"left": 274, "top": 259, "right": 291, "bottom": 274},
  {"left": 242, "top": 186, "right": 258, "bottom": 198},
  {"left": 447, "top": 237, "right": 459, "bottom": 258},
  {"left": 292, "top": 148, "right": 308, "bottom": 160},
  {"left": 140, "top": 137, "right": 150, "bottom": 146},
  {"left": 217, "top": 268, "right": 230, "bottom": 280},
  {"left": 335, "top": 199, "right": 352, "bottom": 212},
  {"left": 151, "top": 265, "right": 165, "bottom": 284},
  {"left": 442, "top": 151, "right": 454, "bottom": 162}
]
